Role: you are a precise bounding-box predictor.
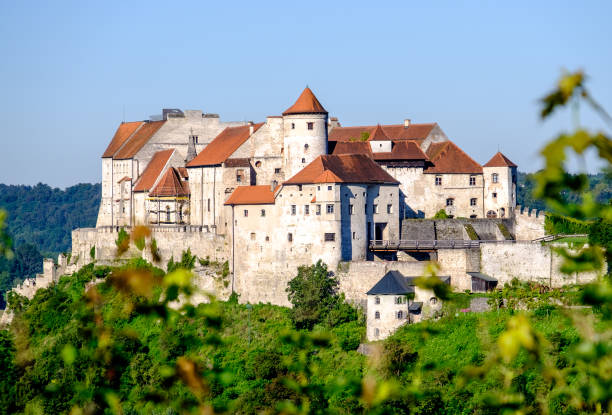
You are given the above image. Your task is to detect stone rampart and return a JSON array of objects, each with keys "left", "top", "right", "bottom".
[
  {"left": 514, "top": 206, "right": 546, "bottom": 241},
  {"left": 71, "top": 226, "right": 230, "bottom": 268},
  {"left": 480, "top": 242, "right": 600, "bottom": 287}
]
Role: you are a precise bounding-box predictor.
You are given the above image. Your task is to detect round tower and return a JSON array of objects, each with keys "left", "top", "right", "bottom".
[{"left": 282, "top": 87, "right": 328, "bottom": 178}]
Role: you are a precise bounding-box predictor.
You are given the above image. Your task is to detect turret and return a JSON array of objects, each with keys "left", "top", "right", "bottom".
[
  {"left": 282, "top": 87, "right": 328, "bottom": 178},
  {"left": 483, "top": 152, "right": 517, "bottom": 218}
]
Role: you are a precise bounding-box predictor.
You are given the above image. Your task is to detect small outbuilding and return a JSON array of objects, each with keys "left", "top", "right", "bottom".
[
  {"left": 366, "top": 270, "right": 450, "bottom": 341},
  {"left": 467, "top": 272, "right": 498, "bottom": 292}
]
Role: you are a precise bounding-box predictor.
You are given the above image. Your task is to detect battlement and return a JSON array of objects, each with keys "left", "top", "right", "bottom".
[
  {"left": 514, "top": 205, "right": 546, "bottom": 240},
  {"left": 516, "top": 205, "right": 546, "bottom": 219}
]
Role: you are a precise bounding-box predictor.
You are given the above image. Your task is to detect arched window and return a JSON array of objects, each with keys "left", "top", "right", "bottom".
[
  {"left": 487, "top": 210, "right": 497, "bottom": 218},
  {"left": 166, "top": 206, "right": 171, "bottom": 222},
  {"left": 375, "top": 296, "right": 380, "bottom": 305},
  {"left": 492, "top": 173, "right": 499, "bottom": 183},
  {"left": 500, "top": 207, "right": 506, "bottom": 218},
  {"left": 374, "top": 328, "right": 380, "bottom": 337},
  {"left": 397, "top": 311, "right": 403, "bottom": 319},
  {"left": 430, "top": 297, "right": 438, "bottom": 305},
  {"left": 395, "top": 296, "right": 403, "bottom": 304},
  {"left": 374, "top": 311, "right": 380, "bottom": 319}
]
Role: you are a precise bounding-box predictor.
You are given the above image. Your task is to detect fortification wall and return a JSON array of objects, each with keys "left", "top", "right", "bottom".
[
  {"left": 72, "top": 227, "right": 230, "bottom": 268},
  {"left": 480, "top": 242, "right": 600, "bottom": 287},
  {"left": 514, "top": 206, "right": 546, "bottom": 240}
]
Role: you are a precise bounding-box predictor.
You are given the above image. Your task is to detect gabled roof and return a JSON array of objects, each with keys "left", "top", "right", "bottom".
[
  {"left": 369, "top": 124, "right": 391, "bottom": 141},
  {"left": 149, "top": 168, "right": 190, "bottom": 197},
  {"left": 282, "top": 87, "right": 327, "bottom": 115},
  {"left": 186, "top": 123, "right": 263, "bottom": 167},
  {"left": 102, "top": 121, "right": 144, "bottom": 158},
  {"left": 224, "top": 185, "right": 276, "bottom": 205},
  {"left": 114, "top": 121, "right": 166, "bottom": 159},
  {"left": 373, "top": 141, "right": 429, "bottom": 161},
  {"left": 484, "top": 152, "right": 517, "bottom": 168},
  {"left": 133, "top": 149, "right": 175, "bottom": 192},
  {"left": 117, "top": 176, "right": 131, "bottom": 183},
  {"left": 425, "top": 141, "right": 483, "bottom": 174},
  {"left": 329, "top": 123, "right": 437, "bottom": 142},
  {"left": 284, "top": 154, "right": 399, "bottom": 185},
  {"left": 367, "top": 270, "right": 414, "bottom": 295}
]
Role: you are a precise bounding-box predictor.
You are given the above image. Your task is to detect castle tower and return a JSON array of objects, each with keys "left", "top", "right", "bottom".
[
  {"left": 282, "top": 87, "right": 328, "bottom": 178},
  {"left": 483, "top": 152, "right": 517, "bottom": 218}
]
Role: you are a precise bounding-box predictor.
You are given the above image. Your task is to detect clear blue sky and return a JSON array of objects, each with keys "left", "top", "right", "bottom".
[{"left": 1, "top": 0, "right": 610, "bottom": 188}]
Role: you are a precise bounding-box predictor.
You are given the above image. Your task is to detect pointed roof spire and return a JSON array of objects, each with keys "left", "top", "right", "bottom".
[
  {"left": 283, "top": 87, "right": 328, "bottom": 116},
  {"left": 369, "top": 124, "right": 391, "bottom": 141},
  {"left": 484, "top": 152, "right": 517, "bottom": 167}
]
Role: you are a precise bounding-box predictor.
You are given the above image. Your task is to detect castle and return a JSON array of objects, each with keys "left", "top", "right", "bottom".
[{"left": 3, "top": 87, "right": 601, "bottom": 336}]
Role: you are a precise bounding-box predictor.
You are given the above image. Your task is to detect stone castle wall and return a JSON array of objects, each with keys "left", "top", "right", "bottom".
[{"left": 514, "top": 206, "right": 546, "bottom": 240}]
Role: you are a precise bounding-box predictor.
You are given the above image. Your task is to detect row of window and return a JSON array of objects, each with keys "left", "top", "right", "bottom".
[
  {"left": 249, "top": 232, "right": 335, "bottom": 242},
  {"left": 444, "top": 194, "right": 498, "bottom": 207},
  {"left": 435, "top": 173, "right": 499, "bottom": 186},
  {"left": 291, "top": 122, "right": 315, "bottom": 130},
  {"left": 374, "top": 311, "right": 405, "bottom": 320}
]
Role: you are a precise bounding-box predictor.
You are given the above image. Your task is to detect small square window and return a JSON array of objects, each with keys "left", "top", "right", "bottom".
[
  {"left": 274, "top": 168, "right": 281, "bottom": 174},
  {"left": 324, "top": 232, "right": 335, "bottom": 241},
  {"left": 261, "top": 209, "right": 266, "bottom": 217},
  {"left": 307, "top": 122, "right": 314, "bottom": 130},
  {"left": 327, "top": 185, "right": 332, "bottom": 191},
  {"left": 301, "top": 158, "right": 306, "bottom": 163},
  {"left": 265, "top": 236, "right": 269, "bottom": 241},
  {"left": 493, "top": 192, "right": 497, "bottom": 198},
  {"left": 326, "top": 204, "right": 334, "bottom": 214},
  {"left": 469, "top": 176, "right": 476, "bottom": 186},
  {"left": 304, "top": 205, "right": 309, "bottom": 215},
  {"left": 244, "top": 209, "right": 248, "bottom": 217},
  {"left": 316, "top": 204, "right": 321, "bottom": 215},
  {"left": 470, "top": 198, "right": 477, "bottom": 206},
  {"left": 387, "top": 204, "right": 392, "bottom": 214},
  {"left": 291, "top": 205, "right": 296, "bottom": 215},
  {"left": 435, "top": 176, "right": 442, "bottom": 186},
  {"left": 446, "top": 198, "right": 454, "bottom": 206}
]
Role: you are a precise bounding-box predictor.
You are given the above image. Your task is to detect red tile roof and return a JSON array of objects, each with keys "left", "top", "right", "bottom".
[
  {"left": 177, "top": 167, "right": 189, "bottom": 179},
  {"left": 149, "top": 168, "right": 190, "bottom": 197},
  {"left": 224, "top": 185, "right": 276, "bottom": 205},
  {"left": 133, "top": 149, "right": 175, "bottom": 192},
  {"left": 186, "top": 123, "right": 263, "bottom": 167},
  {"left": 332, "top": 141, "right": 373, "bottom": 156},
  {"left": 484, "top": 152, "right": 517, "bottom": 167},
  {"left": 102, "top": 121, "right": 144, "bottom": 158},
  {"left": 425, "top": 141, "right": 483, "bottom": 174},
  {"left": 369, "top": 124, "right": 391, "bottom": 141},
  {"left": 282, "top": 87, "right": 327, "bottom": 115},
  {"left": 329, "top": 123, "right": 436, "bottom": 142},
  {"left": 117, "top": 176, "right": 132, "bottom": 183},
  {"left": 114, "top": 121, "right": 166, "bottom": 159},
  {"left": 285, "top": 154, "right": 399, "bottom": 185},
  {"left": 373, "top": 141, "right": 429, "bottom": 161}
]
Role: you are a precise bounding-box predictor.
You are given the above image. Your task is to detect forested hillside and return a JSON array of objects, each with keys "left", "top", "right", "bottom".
[{"left": 0, "top": 183, "right": 100, "bottom": 256}]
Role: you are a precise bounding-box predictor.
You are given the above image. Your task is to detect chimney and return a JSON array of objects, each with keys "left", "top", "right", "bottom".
[
  {"left": 248, "top": 121, "right": 254, "bottom": 135},
  {"left": 404, "top": 119, "right": 411, "bottom": 128}
]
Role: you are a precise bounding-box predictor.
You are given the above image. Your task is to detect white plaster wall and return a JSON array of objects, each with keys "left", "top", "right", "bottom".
[
  {"left": 483, "top": 166, "right": 515, "bottom": 218},
  {"left": 283, "top": 113, "right": 328, "bottom": 179},
  {"left": 366, "top": 294, "right": 408, "bottom": 341}
]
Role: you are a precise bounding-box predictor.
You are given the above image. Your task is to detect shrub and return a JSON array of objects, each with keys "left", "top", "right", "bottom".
[{"left": 433, "top": 209, "right": 449, "bottom": 219}]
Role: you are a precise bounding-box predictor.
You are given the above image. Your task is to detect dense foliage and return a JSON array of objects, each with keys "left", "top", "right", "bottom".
[{"left": 0, "top": 183, "right": 100, "bottom": 256}]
